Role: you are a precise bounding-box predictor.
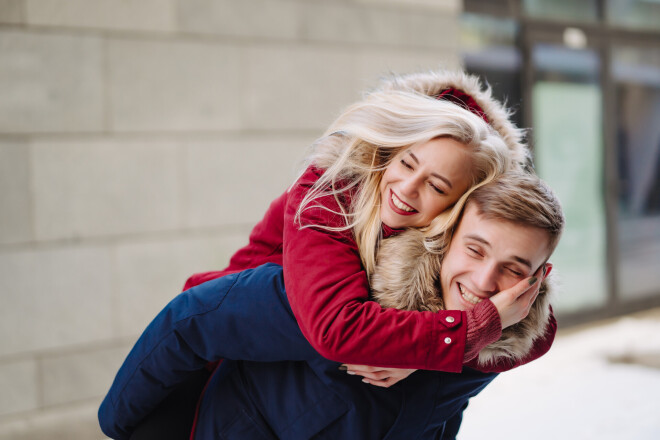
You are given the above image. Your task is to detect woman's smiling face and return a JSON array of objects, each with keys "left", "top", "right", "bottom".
[{"left": 379, "top": 137, "right": 474, "bottom": 229}]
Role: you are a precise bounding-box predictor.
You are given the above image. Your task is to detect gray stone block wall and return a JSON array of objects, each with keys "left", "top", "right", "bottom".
[{"left": 0, "top": 0, "right": 462, "bottom": 438}]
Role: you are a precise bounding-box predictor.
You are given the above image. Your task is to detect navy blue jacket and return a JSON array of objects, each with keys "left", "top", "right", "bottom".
[{"left": 99, "top": 264, "right": 496, "bottom": 439}]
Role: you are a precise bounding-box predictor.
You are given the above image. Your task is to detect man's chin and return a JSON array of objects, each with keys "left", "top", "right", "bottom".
[{"left": 442, "top": 294, "right": 467, "bottom": 312}]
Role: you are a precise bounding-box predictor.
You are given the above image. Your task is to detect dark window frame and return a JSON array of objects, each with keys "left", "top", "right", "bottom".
[{"left": 463, "top": 0, "right": 660, "bottom": 326}]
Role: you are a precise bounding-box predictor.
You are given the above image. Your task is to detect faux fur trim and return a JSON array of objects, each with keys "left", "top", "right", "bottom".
[
  {"left": 381, "top": 70, "right": 531, "bottom": 169},
  {"left": 371, "top": 229, "right": 553, "bottom": 366}
]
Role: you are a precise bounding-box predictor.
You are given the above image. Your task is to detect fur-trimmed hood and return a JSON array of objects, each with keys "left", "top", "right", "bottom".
[
  {"left": 380, "top": 70, "right": 530, "bottom": 169},
  {"left": 370, "top": 229, "right": 554, "bottom": 367}
]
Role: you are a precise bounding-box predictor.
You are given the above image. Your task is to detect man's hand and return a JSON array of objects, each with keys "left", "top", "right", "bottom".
[
  {"left": 489, "top": 263, "right": 550, "bottom": 329},
  {"left": 339, "top": 364, "right": 416, "bottom": 388}
]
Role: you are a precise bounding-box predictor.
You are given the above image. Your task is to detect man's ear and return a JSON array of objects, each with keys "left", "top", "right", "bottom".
[{"left": 542, "top": 262, "right": 553, "bottom": 280}]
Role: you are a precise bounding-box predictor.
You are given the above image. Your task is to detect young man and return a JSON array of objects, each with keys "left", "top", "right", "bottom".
[{"left": 99, "top": 172, "right": 564, "bottom": 440}]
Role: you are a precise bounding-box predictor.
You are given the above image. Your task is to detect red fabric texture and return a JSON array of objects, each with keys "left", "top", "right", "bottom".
[
  {"left": 465, "top": 306, "right": 558, "bottom": 373},
  {"left": 280, "top": 167, "right": 466, "bottom": 371},
  {"left": 463, "top": 300, "right": 502, "bottom": 363},
  {"left": 184, "top": 166, "right": 555, "bottom": 372},
  {"left": 436, "top": 88, "right": 490, "bottom": 124}
]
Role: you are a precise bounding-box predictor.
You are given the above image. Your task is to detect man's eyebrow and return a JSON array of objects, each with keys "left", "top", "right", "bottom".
[
  {"left": 407, "top": 151, "right": 453, "bottom": 189},
  {"left": 465, "top": 234, "right": 533, "bottom": 269},
  {"left": 464, "top": 234, "right": 490, "bottom": 247},
  {"left": 512, "top": 256, "right": 533, "bottom": 270}
]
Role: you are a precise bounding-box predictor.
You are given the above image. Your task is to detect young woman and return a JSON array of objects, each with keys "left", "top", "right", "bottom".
[{"left": 101, "top": 70, "right": 555, "bottom": 438}]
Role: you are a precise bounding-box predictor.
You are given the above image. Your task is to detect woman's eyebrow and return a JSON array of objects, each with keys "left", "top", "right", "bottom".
[{"left": 407, "top": 151, "right": 453, "bottom": 189}]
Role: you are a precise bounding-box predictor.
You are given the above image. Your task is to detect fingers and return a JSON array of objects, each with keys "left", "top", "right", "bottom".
[
  {"left": 491, "top": 270, "right": 544, "bottom": 329},
  {"left": 514, "top": 272, "right": 543, "bottom": 302},
  {"left": 338, "top": 365, "right": 416, "bottom": 388},
  {"left": 491, "top": 275, "right": 538, "bottom": 308},
  {"left": 340, "top": 364, "right": 374, "bottom": 372},
  {"left": 534, "top": 264, "right": 546, "bottom": 282},
  {"left": 340, "top": 364, "right": 390, "bottom": 380},
  {"left": 518, "top": 266, "right": 545, "bottom": 305},
  {"left": 515, "top": 284, "right": 540, "bottom": 318},
  {"left": 361, "top": 377, "right": 395, "bottom": 388}
]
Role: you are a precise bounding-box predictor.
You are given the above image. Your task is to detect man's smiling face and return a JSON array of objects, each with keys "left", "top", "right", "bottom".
[{"left": 440, "top": 202, "right": 551, "bottom": 311}]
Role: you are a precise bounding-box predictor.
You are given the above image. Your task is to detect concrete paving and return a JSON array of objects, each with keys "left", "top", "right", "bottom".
[{"left": 460, "top": 308, "right": 660, "bottom": 439}]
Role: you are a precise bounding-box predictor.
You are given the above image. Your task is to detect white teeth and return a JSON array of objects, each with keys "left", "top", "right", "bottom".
[
  {"left": 458, "top": 284, "right": 482, "bottom": 305},
  {"left": 391, "top": 192, "right": 413, "bottom": 212}
]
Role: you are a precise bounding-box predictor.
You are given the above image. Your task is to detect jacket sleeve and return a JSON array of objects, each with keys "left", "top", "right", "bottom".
[
  {"left": 282, "top": 169, "right": 468, "bottom": 372},
  {"left": 465, "top": 307, "right": 557, "bottom": 373},
  {"left": 440, "top": 404, "right": 466, "bottom": 440},
  {"left": 98, "top": 264, "right": 315, "bottom": 440}
]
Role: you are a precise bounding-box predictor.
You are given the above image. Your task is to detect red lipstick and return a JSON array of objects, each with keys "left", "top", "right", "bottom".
[{"left": 388, "top": 189, "right": 417, "bottom": 216}]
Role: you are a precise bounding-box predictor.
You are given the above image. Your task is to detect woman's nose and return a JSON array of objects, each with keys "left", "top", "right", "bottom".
[{"left": 399, "top": 174, "right": 421, "bottom": 197}]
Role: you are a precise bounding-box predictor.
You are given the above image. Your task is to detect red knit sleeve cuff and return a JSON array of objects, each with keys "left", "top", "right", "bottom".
[{"left": 463, "top": 300, "right": 502, "bottom": 363}]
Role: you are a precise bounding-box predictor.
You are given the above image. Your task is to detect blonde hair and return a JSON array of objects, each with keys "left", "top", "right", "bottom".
[{"left": 295, "top": 72, "right": 524, "bottom": 277}]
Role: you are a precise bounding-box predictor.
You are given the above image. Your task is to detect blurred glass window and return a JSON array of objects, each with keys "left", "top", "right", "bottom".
[
  {"left": 607, "top": 0, "right": 660, "bottom": 31},
  {"left": 523, "top": 0, "right": 599, "bottom": 22},
  {"left": 532, "top": 44, "right": 608, "bottom": 313},
  {"left": 612, "top": 45, "right": 660, "bottom": 300},
  {"left": 461, "top": 14, "right": 523, "bottom": 128}
]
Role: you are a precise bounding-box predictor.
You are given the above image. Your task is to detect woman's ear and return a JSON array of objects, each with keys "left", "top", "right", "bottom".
[{"left": 542, "top": 262, "right": 553, "bottom": 280}]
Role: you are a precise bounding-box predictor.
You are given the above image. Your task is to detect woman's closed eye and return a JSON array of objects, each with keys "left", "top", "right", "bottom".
[
  {"left": 429, "top": 182, "right": 446, "bottom": 195},
  {"left": 400, "top": 159, "right": 413, "bottom": 170}
]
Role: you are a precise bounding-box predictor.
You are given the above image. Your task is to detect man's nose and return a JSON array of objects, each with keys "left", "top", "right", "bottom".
[{"left": 472, "top": 263, "right": 499, "bottom": 296}]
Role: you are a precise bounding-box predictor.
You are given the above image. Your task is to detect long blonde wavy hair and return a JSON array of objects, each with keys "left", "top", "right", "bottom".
[{"left": 295, "top": 76, "right": 521, "bottom": 278}]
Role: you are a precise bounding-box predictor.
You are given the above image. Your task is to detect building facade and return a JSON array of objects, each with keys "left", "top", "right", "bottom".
[
  {"left": 462, "top": 0, "right": 660, "bottom": 324},
  {"left": 0, "top": 1, "right": 463, "bottom": 438}
]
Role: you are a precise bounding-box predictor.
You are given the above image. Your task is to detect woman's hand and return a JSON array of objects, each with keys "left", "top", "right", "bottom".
[
  {"left": 339, "top": 364, "right": 416, "bottom": 388},
  {"left": 489, "top": 264, "right": 549, "bottom": 329}
]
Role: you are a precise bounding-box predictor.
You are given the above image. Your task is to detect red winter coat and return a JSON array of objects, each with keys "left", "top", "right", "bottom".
[{"left": 184, "top": 166, "right": 556, "bottom": 373}]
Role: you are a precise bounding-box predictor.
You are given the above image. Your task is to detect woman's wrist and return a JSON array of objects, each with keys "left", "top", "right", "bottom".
[{"left": 463, "top": 300, "right": 502, "bottom": 362}]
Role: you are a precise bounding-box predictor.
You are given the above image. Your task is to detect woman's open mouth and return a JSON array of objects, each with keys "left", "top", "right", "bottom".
[{"left": 389, "top": 190, "right": 417, "bottom": 215}]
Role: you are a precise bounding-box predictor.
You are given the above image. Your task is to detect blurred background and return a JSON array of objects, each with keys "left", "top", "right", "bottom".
[{"left": 0, "top": 0, "right": 658, "bottom": 438}]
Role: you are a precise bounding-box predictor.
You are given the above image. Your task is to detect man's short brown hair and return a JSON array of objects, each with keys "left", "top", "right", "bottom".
[{"left": 467, "top": 172, "right": 565, "bottom": 256}]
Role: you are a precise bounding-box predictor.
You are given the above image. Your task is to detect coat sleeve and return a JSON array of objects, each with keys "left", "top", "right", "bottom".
[
  {"left": 440, "top": 405, "right": 466, "bottom": 440},
  {"left": 282, "top": 169, "right": 467, "bottom": 372},
  {"left": 465, "top": 308, "right": 557, "bottom": 373},
  {"left": 98, "top": 264, "right": 316, "bottom": 440}
]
